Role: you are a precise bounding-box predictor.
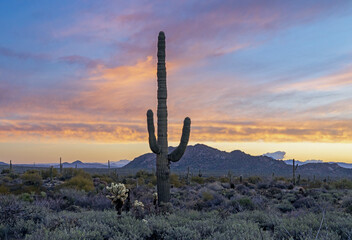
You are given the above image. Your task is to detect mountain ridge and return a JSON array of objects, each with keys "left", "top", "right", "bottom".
[
  {"left": 123, "top": 144, "right": 352, "bottom": 178},
  {"left": 2, "top": 159, "right": 130, "bottom": 168}
]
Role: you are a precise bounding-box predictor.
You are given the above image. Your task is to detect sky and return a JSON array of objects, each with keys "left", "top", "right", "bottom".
[{"left": 0, "top": 1, "right": 352, "bottom": 164}]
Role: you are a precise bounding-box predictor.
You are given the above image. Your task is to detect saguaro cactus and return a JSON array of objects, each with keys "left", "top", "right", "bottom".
[
  {"left": 50, "top": 166, "right": 53, "bottom": 181},
  {"left": 292, "top": 159, "right": 298, "bottom": 185},
  {"left": 147, "top": 31, "right": 191, "bottom": 204},
  {"left": 59, "top": 157, "right": 63, "bottom": 174}
]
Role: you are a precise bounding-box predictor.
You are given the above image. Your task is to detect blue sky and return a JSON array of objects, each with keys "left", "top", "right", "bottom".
[{"left": 0, "top": 1, "right": 352, "bottom": 163}]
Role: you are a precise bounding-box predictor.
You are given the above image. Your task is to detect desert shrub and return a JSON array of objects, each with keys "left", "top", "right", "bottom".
[
  {"left": 265, "top": 187, "right": 282, "bottom": 199},
  {"left": 150, "top": 175, "right": 157, "bottom": 186},
  {"left": 136, "top": 177, "right": 145, "bottom": 186},
  {"left": 135, "top": 170, "right": 153, "bottom": 178},
  {"left": 57, "top": 188, "right": 111, "bottom": 210},
  {"left": 238, "top": 197, "right": 255, "bottom": 211},
  {"left": 170, "top": 174, "right": 182, "bottom": 187},
  {"left": 318, "top": 192, "right": 335, "bottom": 203},
  {"left": 273, "top": 211, "right": 352, "bottom": 240},
  {"left": 333, "top": 179, "right": 352, "bottom": 189},
  {"left": 61, "top": 175, "right": 94, "bottom": 192},
  {"left": 293, "top": 196, "right": 316, "bottom": 209},
  {"left": 202, "top": 191, "right": 214, "bottom": 201},
  {"left": 0, "top": 184, "right": 9, "bottom": 194},
  {"left": 273, "top": 180, "right": 289, "bottom": 189},
  {"left": 21, "top": 170, "right": 42, "bottom": 186},
  {"left": 323, "top": 183, "right": 331, "bottom": 190},
  {"left": 283, "top": 193, "right": 297, "bottom": 203},
  {"left": 342, "top": 197, "right": 352, "bottom": 214},
  {"left": 97, "top": 175, "right": 114, "bottom": 184},
  {"left": 19, "top": 192, "right": 34, "bottom": 203},
  {"left": 276, "top": 200, "right": 294, "bottom": 213},
  {"left": 219, "top": 177, "right": 229, "bottom": 183},
  {"left": 0, "top": 195, "right": 48, "bottom": 239},
  {"left": 191, "top": 176, "right": 205, "bottom": 184},
  {"left": 238, "top": 210, "right": 276, "bottom": 231},
  {"left": 257, "top": 182, "right": 269, "bottom": 189},
  {"left": 8, "top": 172, "right": 19, "bottom": 179},
  {"left": 247, "top": 176, "right": 261, "bottom": 184},
  {"left": 205, "top": 176, "right": 217, "bottom": 183},
  {"left": 163, "top": 226, "right": 201, "bottom": 240},
  {"left": 251, "top": 195, "right": 268, "bottom": 209},
  {"left": 236, "top": 184, "right": 250, "bottom": 195},
  {"left": 1, "top": 194, "right": 352, "bottom": 240},
  {"left": 60, "top": 168, "right": 91, "bottom": 181},
  {"left": 274, "top": 176, "right": 287, "bottom": 182},
  {"left": 41, "top": 168, "right": 58, "bottom": 179},
  {"left": 1, "top": 176, "right": 12, "bottom": 183},
  {"left": 25, "top": 211, "right": 150, "bottom": 240},
  {"left": 1, "top": 169, "right": 10, "bottom": 174},
  {"left": 308, "top": 180, "right": 323, "bottom": 188}
]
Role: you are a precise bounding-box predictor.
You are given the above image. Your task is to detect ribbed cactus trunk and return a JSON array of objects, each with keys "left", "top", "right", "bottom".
[
  {"left": 60, "top": 157, "right": 62, "bottom": 174},
  {"left": 292, "top": 159, "right": 298, "bottom": 185},
  {"left": 147, "top": 31, "right": 191, "bottom": 204},
  {"left": 50, "top": 166, "right": 53, "bottom": 181}
]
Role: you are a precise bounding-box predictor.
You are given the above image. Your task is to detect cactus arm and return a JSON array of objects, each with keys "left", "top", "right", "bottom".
[
  {"left": 168, "top": 117, "right": 191, "bottom": 162},
  {"left": 147, "top": 109, "right": 160, "bottom": 154}
]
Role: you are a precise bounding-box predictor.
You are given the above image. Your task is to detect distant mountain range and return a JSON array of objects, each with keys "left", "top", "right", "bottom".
[
  {"left": 123, "top": 144, "right": 352, "bottom": 178},
  {"left": 1, "top": 160, "right": 130, "bottom": 168},
  {"left": 284, "top": 159, "right": 352, "bottom": 169},
  {"left": 1, "top": 144, "right": 351, "bottom": 177}
]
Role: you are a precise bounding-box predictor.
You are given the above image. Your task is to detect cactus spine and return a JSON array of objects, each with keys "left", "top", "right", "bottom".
[{"left": 147, "top": 31, "right": 191, "bottom": 204}]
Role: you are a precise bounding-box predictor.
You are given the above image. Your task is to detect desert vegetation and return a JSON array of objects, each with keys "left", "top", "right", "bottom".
[{"left": 1, "top": 167, "right": 352, "bottom": 239}]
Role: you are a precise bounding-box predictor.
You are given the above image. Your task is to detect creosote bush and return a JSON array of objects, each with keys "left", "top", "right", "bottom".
[
  {"left": 191, "top": 176, "right": 205, "bottom": 184},
  {"left": 21, "top": 170, "right": 42, "bottom": 186},
  {"left": 61, "top": 175, "right": 94, "bottom": 192}
]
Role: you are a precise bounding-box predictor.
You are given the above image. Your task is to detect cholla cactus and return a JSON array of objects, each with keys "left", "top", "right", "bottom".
[
  {"left": 132, "top": 200, "right": 145, "bottom": 219},
  {"left": 153, "top": 192, "right": 158, "bottom": 208},
  {"left": 133, "top": 200, "right": 144, "bottom": 209},
  {"left": 106, "top": 182, "right": 129, "bottom": 214}
]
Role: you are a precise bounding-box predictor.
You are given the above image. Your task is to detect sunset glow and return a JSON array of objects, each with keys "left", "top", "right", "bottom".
[{"left": 1, "top": 1, "right": 352, "bottom": 163}]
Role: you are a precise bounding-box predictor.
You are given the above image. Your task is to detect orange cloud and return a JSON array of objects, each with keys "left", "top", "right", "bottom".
[
  {"left": 90, "top": 56, "right": 154, "bottom": 83},
  {"left": 1, "top": 118, "right": 352, "bottom": 143}
]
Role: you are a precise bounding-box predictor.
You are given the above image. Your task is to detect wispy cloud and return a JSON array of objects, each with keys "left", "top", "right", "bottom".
[
  {"left": 1, "top": 118, "right": 351, "bottom": 143},
  {"left": 0, "top": 0, "right": 352, "bottom": 146},
  {"left": 273, "top": 66, "right": 352, "bottom": 92}
]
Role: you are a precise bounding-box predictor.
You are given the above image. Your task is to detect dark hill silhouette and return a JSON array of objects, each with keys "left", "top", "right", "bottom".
[{"left": 123, "top": 144, "right": 352, "bottom": 178}]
